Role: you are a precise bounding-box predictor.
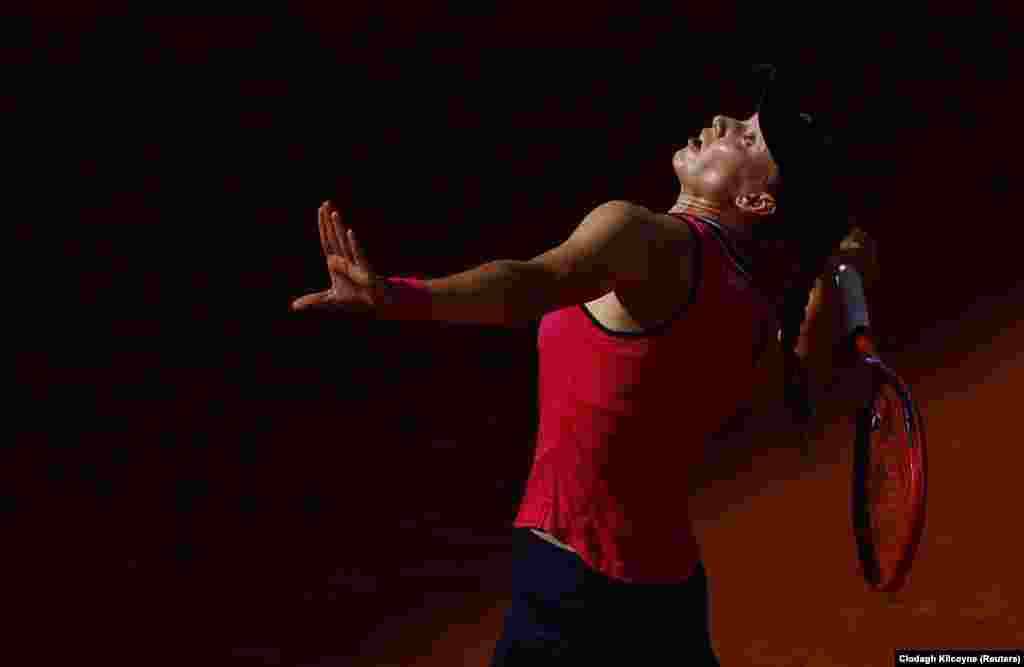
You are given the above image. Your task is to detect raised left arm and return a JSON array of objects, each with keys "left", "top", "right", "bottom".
[{"left": 791, "top": 226, "right": 879, "bottom": 360}]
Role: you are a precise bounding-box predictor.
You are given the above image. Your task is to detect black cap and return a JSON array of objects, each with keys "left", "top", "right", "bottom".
[{"left": 752, "top": 64, "right": 840, "bottom": 227}]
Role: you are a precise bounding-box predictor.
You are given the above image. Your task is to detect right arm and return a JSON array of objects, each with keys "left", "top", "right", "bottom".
[{"left": 379, "top": 200, "right": 695, "bottom": 326}]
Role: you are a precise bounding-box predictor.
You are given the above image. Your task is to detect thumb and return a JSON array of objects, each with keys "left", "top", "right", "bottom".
[{"left": 291, "top": 291, "right": 331, "bottom": 311}]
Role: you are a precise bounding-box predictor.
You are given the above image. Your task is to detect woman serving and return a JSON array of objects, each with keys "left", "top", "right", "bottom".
[{"left": 291, "top": 66, "right": 877, "bottom": 665}]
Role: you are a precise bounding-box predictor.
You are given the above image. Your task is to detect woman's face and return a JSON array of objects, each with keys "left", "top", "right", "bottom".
[{"left": 673, "top": 113, "right": 779, "bottom": 204}]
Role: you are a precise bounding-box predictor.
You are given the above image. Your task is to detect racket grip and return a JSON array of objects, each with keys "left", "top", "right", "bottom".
[{"left": 833, "top": 264, "right": 871, "bottom": 340}]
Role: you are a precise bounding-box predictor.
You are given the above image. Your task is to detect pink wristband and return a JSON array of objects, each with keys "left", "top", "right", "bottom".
[{"left": 383, "top": 277, "right": 432, "bottom": 319}]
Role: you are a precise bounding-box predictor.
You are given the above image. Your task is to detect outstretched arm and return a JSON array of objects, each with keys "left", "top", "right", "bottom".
[
  {"left": 293, "top": 200, "right": 695, "bottom": 327},
  {"left": 405, "top": 200, "right": 694, "bottom": 325}
]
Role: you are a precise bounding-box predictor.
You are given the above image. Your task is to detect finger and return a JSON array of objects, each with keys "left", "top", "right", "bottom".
[
  {"left": 325, "top": 202, "right": 347, "bottom": 259},
  {"left": 333, "top": 211, "right": 355, "bottom": 264},
  {"left": 323, "top": 201, "right": 347, "bottom": 258},
  {"left": 291, "top": 290, "right": 332, "bottom": 311},
  {"left": 348, "top": 228, "right": 373, "bottom": 273},
  {"left": 320, "top": 201, "right": 344, "bottom": 258},
  {"left": 318, "top": 202, "right": 335, "bottom": 259}
]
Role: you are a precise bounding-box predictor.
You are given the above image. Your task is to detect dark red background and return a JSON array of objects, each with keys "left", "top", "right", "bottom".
[{"left": 14, "top": 10, "right": 1022, "bottom": 665}]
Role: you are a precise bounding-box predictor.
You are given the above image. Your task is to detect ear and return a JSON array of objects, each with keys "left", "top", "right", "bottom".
[{"left": 735, "top": 192, "right": 777, "bottom": 216}]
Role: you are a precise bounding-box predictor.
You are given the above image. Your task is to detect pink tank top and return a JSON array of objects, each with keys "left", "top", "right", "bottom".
[{"left": 513, "top": 215, "right": 778, "bottom": 583}]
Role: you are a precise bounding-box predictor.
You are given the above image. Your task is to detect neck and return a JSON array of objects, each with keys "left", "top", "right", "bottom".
[
  {"left": 670, "top": 193, "right": 758, "bottom": 250},
  {"left": 668, "top": 193, "right": 722, "bottom": 221}
]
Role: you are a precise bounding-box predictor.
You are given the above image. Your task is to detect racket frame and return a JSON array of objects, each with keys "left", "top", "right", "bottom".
[{"left": 834, "top": 264, "right": 928, "bottom": 592}]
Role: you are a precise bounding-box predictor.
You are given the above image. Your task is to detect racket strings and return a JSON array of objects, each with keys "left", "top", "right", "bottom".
[
  {"left": 866, "top": 384, "right": 916, "bottom": 582},
  {"left": 853, "top": 354, "right": 928, "bottom": 592}
]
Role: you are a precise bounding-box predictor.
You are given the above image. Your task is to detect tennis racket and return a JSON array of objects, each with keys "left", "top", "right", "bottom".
[{"left": 834, "top": 264, "right": 928, "bottom": 593}]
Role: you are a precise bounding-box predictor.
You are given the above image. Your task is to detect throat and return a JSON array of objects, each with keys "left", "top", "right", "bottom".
[{"left": 669, "top": 194, "right": 721, "bottom": 221}]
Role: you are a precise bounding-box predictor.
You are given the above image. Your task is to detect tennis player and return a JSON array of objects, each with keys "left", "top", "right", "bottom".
[{"left": 292, "top": 66, "right": 878, "bottom": 664}]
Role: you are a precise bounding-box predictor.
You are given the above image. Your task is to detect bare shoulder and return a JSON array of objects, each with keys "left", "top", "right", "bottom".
[
  {"left": 644, "top": 208, "right": 697, "bottom": 280},
  {"left": 609, "top": 202, "right": 697, "bottom": 279},
  {"left": 600, "top": 203, "right": 698, "bottom": 328},
  {"left": 599, "top": 200, "right": 695, "bottom": 245},
  {"left": 633, "top": 204, "right": 697, "bottom": 257},
  {"left": 550, "top": 199, "right": 696, "bottom": 289}
]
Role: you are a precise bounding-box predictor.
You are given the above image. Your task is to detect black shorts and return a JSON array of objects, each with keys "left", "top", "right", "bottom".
[{"left": 491, "top": 528, "right": 720, "bottom": 666}]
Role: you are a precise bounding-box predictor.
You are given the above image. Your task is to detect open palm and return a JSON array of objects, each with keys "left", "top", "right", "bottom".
[{"left": 291, "top": 201, "right": 381, "bottom": 313}]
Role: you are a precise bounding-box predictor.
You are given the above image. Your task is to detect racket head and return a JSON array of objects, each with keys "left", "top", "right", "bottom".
[{"left": 851, "top": 356, "right": 928, "bottom": 592}]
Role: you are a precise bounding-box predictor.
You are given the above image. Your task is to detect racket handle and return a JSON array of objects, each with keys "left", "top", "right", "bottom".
[{"left": 833, "top": 263, "right": 871, "bottom": 339}]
